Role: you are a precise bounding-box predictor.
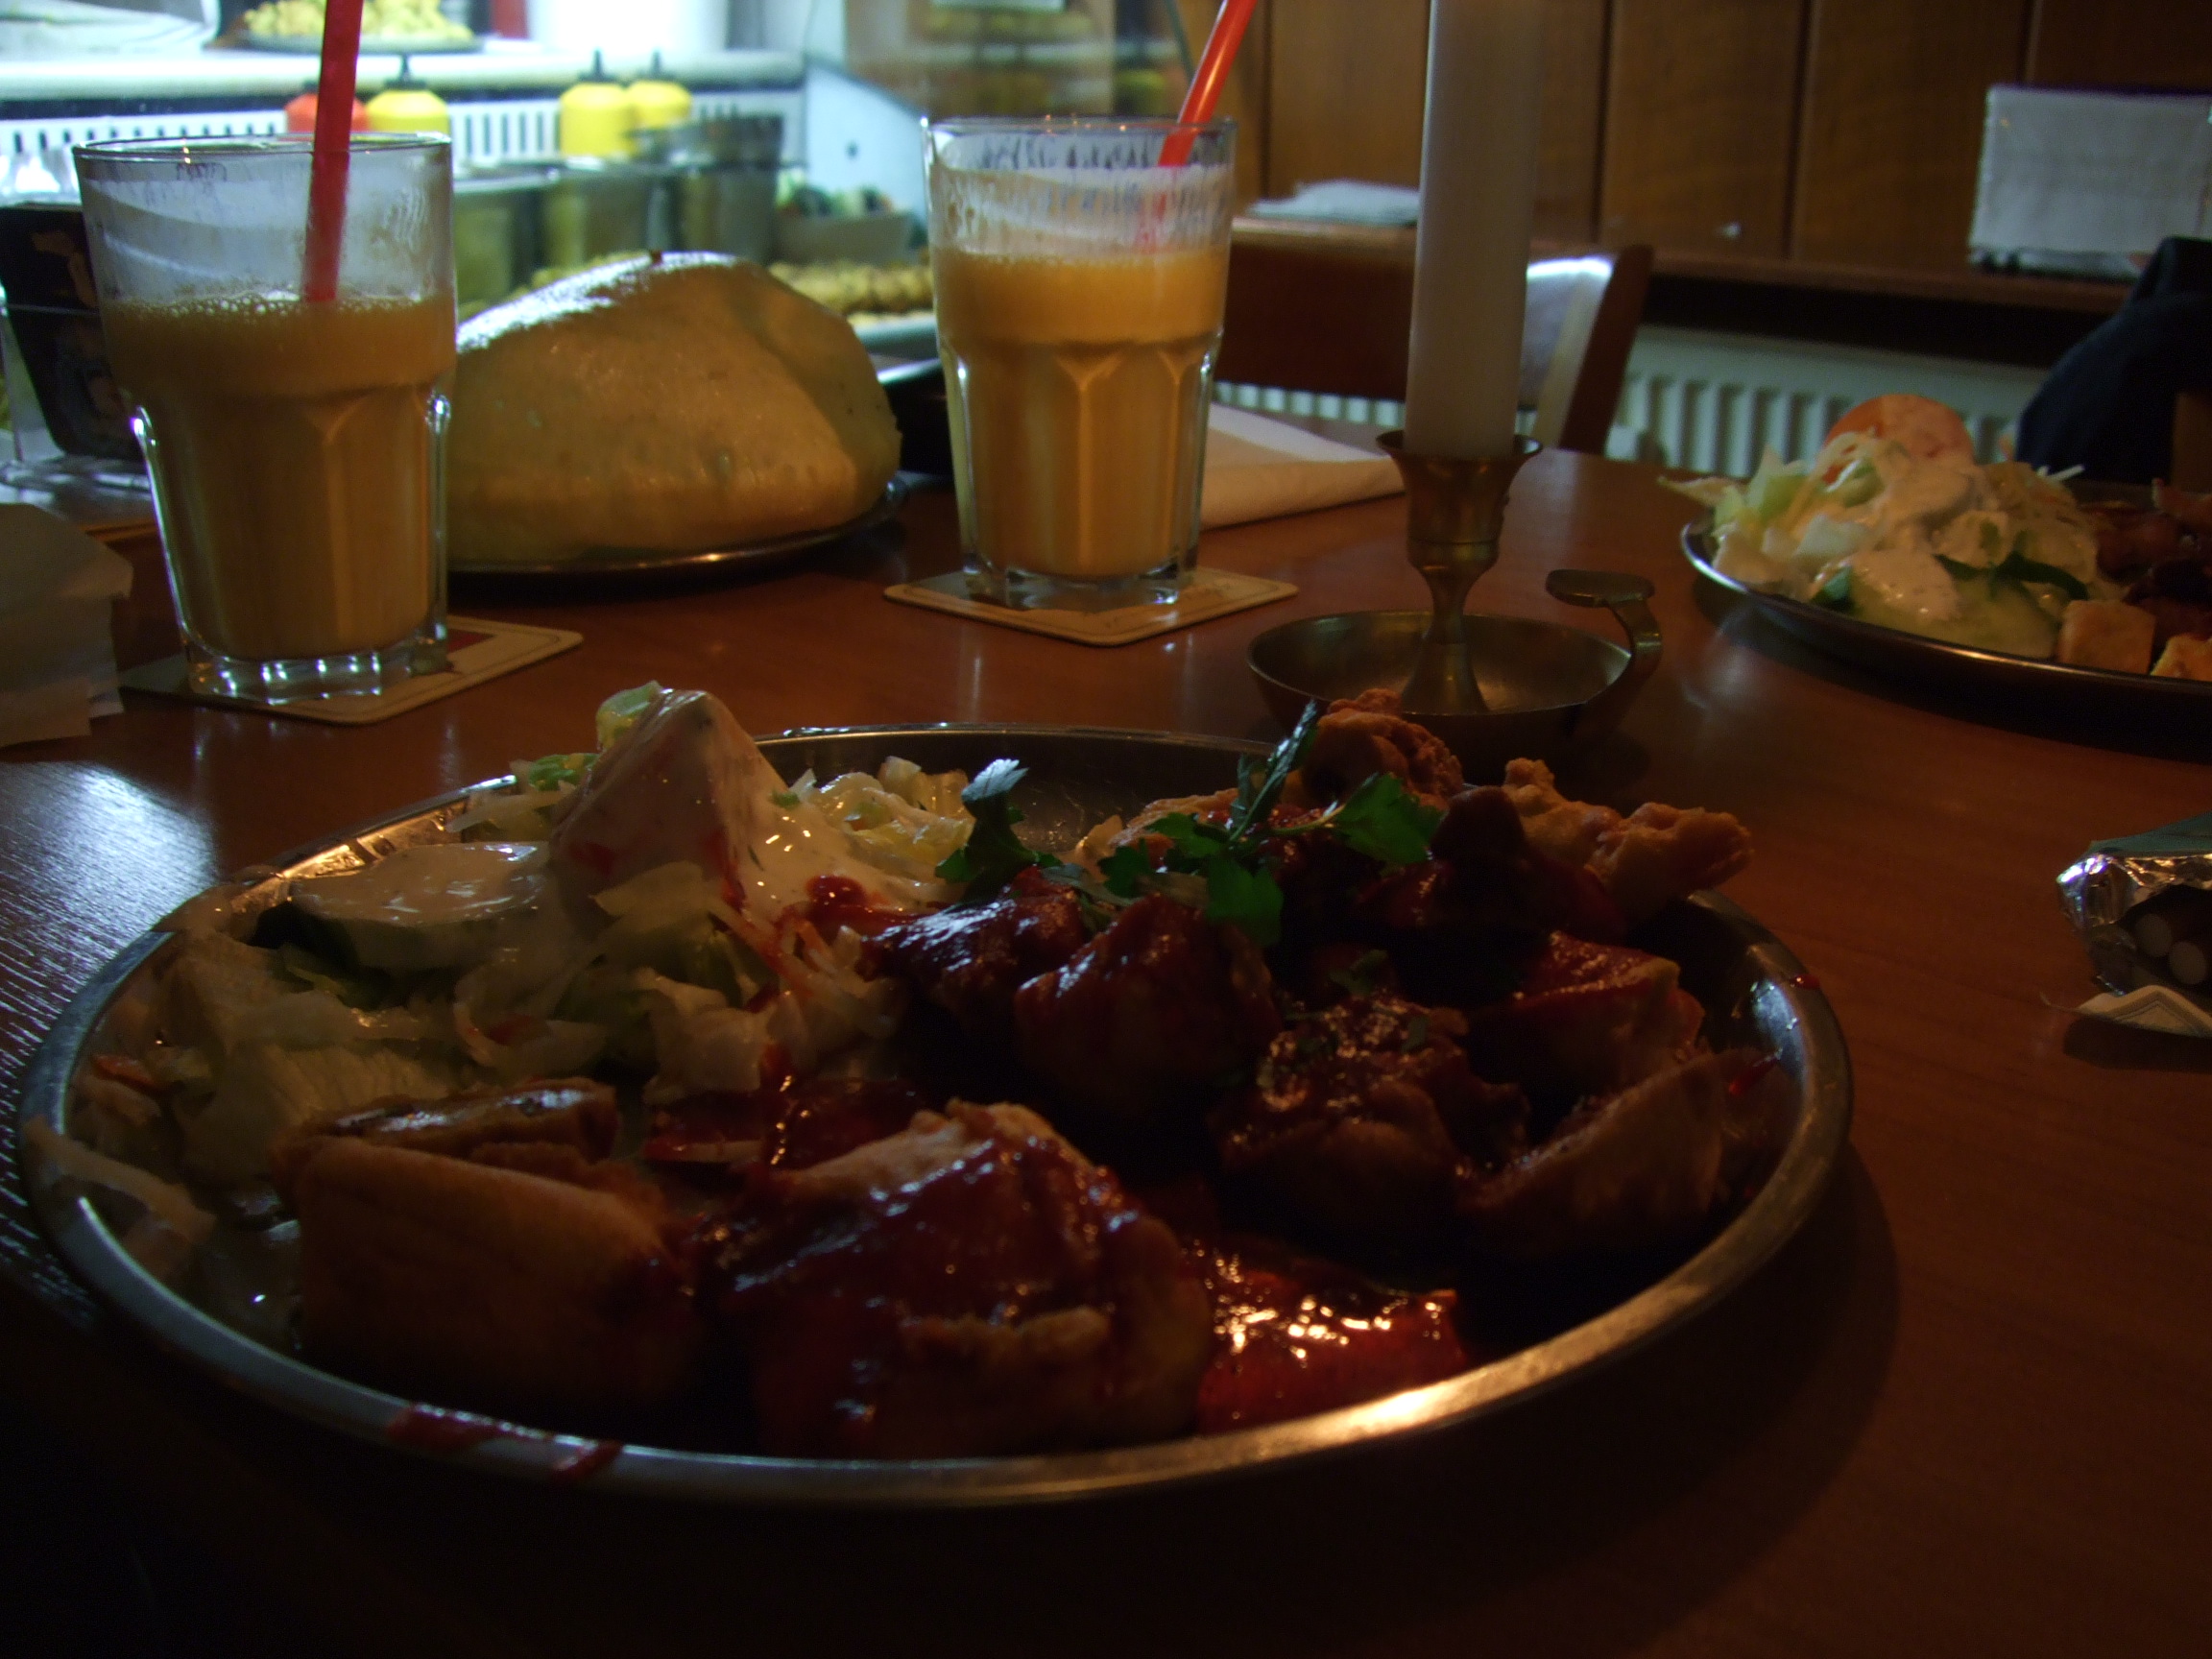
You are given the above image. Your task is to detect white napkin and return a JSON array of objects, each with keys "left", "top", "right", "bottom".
[
  {"left": 1244, "top": 180, "right": 1423, "bottom": 228},
  {"left": 0, "top": 503, "right": 132, "bottom": 747},
  {"left": 2074, "top": 983, "right": 2212, "bottom": 1038},
  {"left": 1201, "top": 403, "right": 1404, "bottom": 529}
]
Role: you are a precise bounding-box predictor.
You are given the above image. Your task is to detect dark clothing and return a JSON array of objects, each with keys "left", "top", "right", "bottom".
[{"left": 2016, "top": 237, "right": 2212, "bottom": 484}]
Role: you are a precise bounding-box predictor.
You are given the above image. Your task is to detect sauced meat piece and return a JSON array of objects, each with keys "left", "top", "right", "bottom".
[
  {"left": 269, "top": 1078, "right": 618, "bottom": 1205},
  {"left": 1459, "top": 1049, "right": 1789, "bottom": 1260},
  {"left": 1013, "top": 896, "right": 1281, "bottom": 1130},
  {"left": 1460, "top": 931, "right": 1705, "bottom": 1106},
  {"left": 868, "top": 867, "right": 1089, "bottom": 1042},
  {"left": 1287, "top": 687, "right": 1464, "bottom": 810},
  {"left": 1293, "top": 789, "right": 1623, "bottom": 1008},
  {"left": 641, "top": 1078, "right": 936, "bottom": 1169},
  {"left": 1213, "top": 995, "right": 1527, "bottom": 1251},
  {"left": 704, "top": 1103, "right": 1212, "bottom": 1458},
  {"left": 1191, "top": 1232, "right": 1469, "bottom": 1432}
]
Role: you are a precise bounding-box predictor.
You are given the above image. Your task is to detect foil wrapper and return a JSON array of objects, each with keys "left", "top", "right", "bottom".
[{"left": 2057, "top": 810, "right": 2212, "bottom": 1034}]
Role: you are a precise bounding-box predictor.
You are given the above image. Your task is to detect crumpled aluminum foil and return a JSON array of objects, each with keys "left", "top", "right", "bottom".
[{"left": 2057, "top": 810, "right": 2212, "bottom": 1033}]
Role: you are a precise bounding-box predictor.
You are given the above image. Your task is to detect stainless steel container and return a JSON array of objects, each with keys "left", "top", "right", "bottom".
[
  {"left": 452, "top": 163, "right": 556, "bottom": 312},
  {"left": 637, "top": 114, "right": 783, "bottom": 262}
]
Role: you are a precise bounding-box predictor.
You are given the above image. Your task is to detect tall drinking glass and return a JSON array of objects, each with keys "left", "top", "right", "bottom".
[
  {"left": 77, "top": 135, "right": 455, "bottom": 705},
  {"left": 927, "top": 118, "right": 1235, "bottom": 612}
]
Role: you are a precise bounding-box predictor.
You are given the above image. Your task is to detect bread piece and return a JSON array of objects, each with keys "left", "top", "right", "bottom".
[
  {"left": 448, "top": 254, "right": 899, "bottom": 565},
  {"left": 2151, "top": 634, "right": 2212, "bottom": 681},
  {"left": 2057, "top": 600, "right": 2156, "bottom": 674},
  {"left": 294, "top": 1140, "right": 701, "bottom": 1416}
]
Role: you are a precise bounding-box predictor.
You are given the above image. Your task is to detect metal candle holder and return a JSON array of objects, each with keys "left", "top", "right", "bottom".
[{"left": 1377, "top": 430, "right": 1542, "bottom": 713}]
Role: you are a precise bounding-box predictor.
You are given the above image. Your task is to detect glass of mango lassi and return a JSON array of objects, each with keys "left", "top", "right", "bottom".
[
  {"left": 77, "top": 136, "right": 454, "bottom": 704},
  {"left": 926, "top": 118, "right": 1236, "bottom": 612}
]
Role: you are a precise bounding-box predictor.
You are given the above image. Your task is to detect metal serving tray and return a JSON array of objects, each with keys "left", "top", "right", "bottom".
[{"left": 17, "top": 725, "right": 1853, "bottom": 1507}]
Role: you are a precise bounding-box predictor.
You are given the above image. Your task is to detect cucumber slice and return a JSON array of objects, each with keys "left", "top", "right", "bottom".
[{"left": 290, "top": 842, "right": 549, "bottom": 972}]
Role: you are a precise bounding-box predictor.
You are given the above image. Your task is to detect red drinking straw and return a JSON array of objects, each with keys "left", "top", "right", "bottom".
[
  {"left": 302, "top": 0, "right": 366, "bottom": 302},
  {"left": 1161, "top": 0, "right": 1259, "bottom": 165}
]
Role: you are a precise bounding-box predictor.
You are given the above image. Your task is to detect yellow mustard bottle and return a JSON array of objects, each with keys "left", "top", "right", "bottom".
[
  {"left": 560, "top": 51, "right": 634, "bottom": 159},
  {"left": 628, "top": 51, "right": 692, "bottom": 133},
  {"left": 364, "top": 59, "right": 451, "bottom": 136}
]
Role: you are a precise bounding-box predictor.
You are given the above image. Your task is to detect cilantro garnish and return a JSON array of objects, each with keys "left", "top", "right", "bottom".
[
  {"left": 945, "top": 705, "right": 1447, "bottom": 950},
  {"left": 935, "top": 758, "right": 1059, "bottom": 900}
]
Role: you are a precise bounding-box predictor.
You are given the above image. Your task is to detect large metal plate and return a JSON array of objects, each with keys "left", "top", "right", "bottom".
[
  {"left": 1682, "top": 517, "right": 2212, "bottom": 716},
  {"left": 16, "top": 725, "right": 1852, "bottom": 1507},
  {"left": 448, "top": 476, "right": 908, "bottom": 587}
]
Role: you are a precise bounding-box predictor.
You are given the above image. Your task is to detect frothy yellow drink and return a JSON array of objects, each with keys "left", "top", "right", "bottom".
[
  {"left": 103, "top": 294, "right": 454, "bottom": 661},
  {"left": 933, "top": 245, "right": 1228, "bottom": 581}
]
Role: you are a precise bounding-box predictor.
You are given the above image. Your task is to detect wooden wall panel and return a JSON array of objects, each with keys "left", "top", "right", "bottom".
[
  {"left": 1791, "top": 0, "right": 2030, "bottom": 270},
  {"left": 1262, "top": 0, "right": 1608, "bottom": 241},
  {"left": 1263, "top": 0, "right": 1429, "bottom": 196},
  {"left": 1599, "top": 0, "right": 1808, "bottom": 258},
  {"left": 2027, "top": 0, "right": 2212, "bottom": 90},
  {"left": 1534, "top": 0, "right": 1607, "bottom": 243},
  {"left": 1175, "top": 0, "right": 1272, "bottom": 207}
]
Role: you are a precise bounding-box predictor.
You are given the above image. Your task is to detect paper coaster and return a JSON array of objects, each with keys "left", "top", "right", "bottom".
[
  {"left": 120, "top": 615, "right": 581, "bottom": 725},
  {"left": 884, "top": 567, "right": 1296, "bottom": 646}
]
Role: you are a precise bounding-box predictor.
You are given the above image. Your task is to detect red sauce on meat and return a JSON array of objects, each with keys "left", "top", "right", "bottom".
[
  {"left": 1729, "top": 1052, "right": 1781, "bottom": 1097},
  {"left": 805, "top": 874, "right": 913, "bottom": 940},
  {"left": 1190, "top": 1238, "right": 1469, "bottom": 1433},
  {"left": 547, "top": 1439, "right": 625, "bottom": 1483},
  {"left": 384, "top": 1404, "right": 508, "bottom": 1453},
  {"left": 644, "top": 1079, "right": 934, "bottom": 1168}
]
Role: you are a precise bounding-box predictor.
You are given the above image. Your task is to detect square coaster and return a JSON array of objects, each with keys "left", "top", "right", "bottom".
[
  {"left": 120, "top": 615, "right": 582, "bottom": 725},
  {"left": 884, "top": 566, "right": 1296, "bottom": 646}
]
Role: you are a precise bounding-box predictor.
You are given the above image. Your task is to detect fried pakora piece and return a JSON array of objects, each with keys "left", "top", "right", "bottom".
[
  {"left": 706, "top": 1103, "right": 1213, "bottom": 1458},
  {"left": 1014, "top": 896, "right": 1281, "bottom": 1132},
  {"left": 867, "top": 866, "right": 1088, "bottom": 1044},
  {"left": 293, "top": 1139, "right": 704, "bottom": 1417},
  {"left": 1458, "top": 1048, "right": 1788, "bottom": 1260},
  {"left": 1288, "top": 687, "right": 1465, "bottom": 809},
  {"left": 1459, "top": 931, "right": 1705, "bottom": 1105},
  {"left": 268, "top": 1077, "right": 618, "bottom": 1205},
  {"left": 1500, "top": 758, "right": 1751, "bottom": 924},
  {"left": 1212, "top": 994, "right": 1526, "bottom": 1252}
]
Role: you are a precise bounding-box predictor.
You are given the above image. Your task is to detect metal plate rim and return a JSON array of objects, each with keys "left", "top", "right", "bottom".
[
  {"left": 448, "top": 475, "right": 909, "bottom": 586},
  {"left": 15, "top": 724, "right": 1853, "bottom": 1507},
  {"left": 1681, "top": 517, "right": 2212, "bottom": 707}
]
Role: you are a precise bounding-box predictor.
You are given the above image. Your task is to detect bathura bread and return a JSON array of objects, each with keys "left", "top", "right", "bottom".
[{"left": 447, "top": 253, "right": 900, "bottom": 565}]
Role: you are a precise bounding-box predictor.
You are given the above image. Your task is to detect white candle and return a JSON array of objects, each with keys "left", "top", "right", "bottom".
[{"left": 1402, "top": 0, "right": 1546, "bottom": 459}]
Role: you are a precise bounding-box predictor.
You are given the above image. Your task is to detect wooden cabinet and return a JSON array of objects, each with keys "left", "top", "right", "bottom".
[
  {"left": 1598, "top": 0, "right": 1806, "bottom": 258},
  {"left": 2026, "top": 0, "right": 2212, "bottom": 90},
  {"left": 1261, "top": 0, "right": 1609, "bottom": 242},
  {"left": 1791, "top": 0, "right": 2030, "bottom": 270},
  {"left": 1263, "top": 0, "right": 1429, "bottom": 195}
]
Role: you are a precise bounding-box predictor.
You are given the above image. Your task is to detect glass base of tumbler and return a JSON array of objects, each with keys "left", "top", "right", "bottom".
[
  {"left": 967, "top": 555, "right": 1190, "bottom": 613},
  {"left": 184, "top": 623, "right": 447, "bottom": 707}
]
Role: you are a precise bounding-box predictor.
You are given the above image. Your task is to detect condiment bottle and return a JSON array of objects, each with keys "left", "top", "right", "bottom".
[
  {"left": 284, "top": 87, "right": 369, "bottom": 133},
  {"left": 628, "top": 52, "right": 692, "bottom": 133},
  {"left": 559, "top": 51, "right": 635, "bottom": 159},
  {"left": 364, "top": 60, "right": 452, "bottom": 137}
]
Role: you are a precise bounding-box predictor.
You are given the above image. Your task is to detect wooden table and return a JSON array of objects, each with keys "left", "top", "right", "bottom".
[{"left": 5, "top": 457, "right": 2210, "bottom": 1657}]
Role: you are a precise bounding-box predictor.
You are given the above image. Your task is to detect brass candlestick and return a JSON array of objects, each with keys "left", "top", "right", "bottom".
[{"left": 1378, "top": 431, "right": 1541, "bottom": 713}]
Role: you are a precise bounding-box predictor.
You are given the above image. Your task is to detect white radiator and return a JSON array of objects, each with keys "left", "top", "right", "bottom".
[
  {"left": 1611, "top": 325, "right": 2047, "bottom": 471},
  {"left": 1219, "top": 325, "right": 2050, "bottom": 477}
]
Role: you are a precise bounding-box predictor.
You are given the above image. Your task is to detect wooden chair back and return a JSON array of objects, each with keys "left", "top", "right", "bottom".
[{"left": 1216, "top": 235, "right": 1653, "bottom": 455}]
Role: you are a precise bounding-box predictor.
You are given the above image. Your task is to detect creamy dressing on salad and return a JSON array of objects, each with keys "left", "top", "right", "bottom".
[{"left": 1675, "top": 431, "right": 2108, "bottom": 660}]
